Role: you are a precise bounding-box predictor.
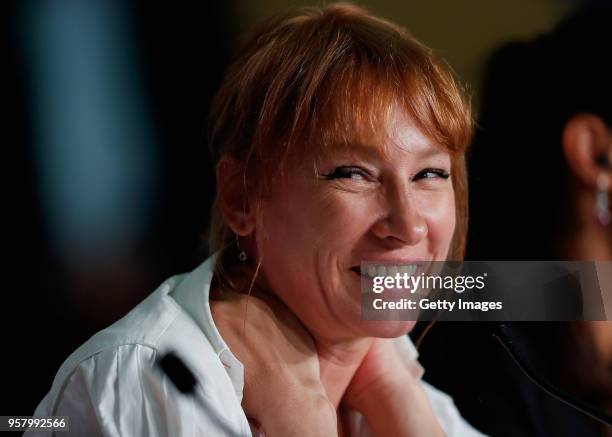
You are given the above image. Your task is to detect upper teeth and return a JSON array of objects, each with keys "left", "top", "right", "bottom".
[{"left": 361, "top": 264, "right": 417, "bottom": 278}]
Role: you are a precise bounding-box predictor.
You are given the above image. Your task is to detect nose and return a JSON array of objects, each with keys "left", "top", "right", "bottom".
[{"left": 371, "top": 184, "right": 427, "bottom": 247}]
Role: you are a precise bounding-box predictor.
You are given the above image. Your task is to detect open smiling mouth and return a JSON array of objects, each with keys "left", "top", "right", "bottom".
[
  {"left": 350, "top": 264, "right": 419, "bottom": 278},
  {"left": 349, "top": 263, "right": 432, "bottom": 298}
]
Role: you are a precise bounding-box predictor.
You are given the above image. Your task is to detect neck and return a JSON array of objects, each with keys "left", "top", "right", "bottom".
[
  {"left": 561, "top": 183, "right": 612, "bottom": 261},
  {"left": 562, "top": 186, "right": 612, "bottom": 372},
  {"left": 563, "top": 225, "right": 612, "bottom": 261},
  {"left": 589, "top": 322, "right": 612, "bottom": 365},
  {"left": 313, "top": 336, "right": 373, "bottom": 409}
]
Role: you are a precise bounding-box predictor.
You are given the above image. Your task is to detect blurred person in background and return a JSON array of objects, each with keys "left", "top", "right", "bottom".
[
  {"left": 29, "top": 4, "right": 485, "bottom": 436},
  {"left": 417, "top": 5, "right": 612, "bottom": 436}
]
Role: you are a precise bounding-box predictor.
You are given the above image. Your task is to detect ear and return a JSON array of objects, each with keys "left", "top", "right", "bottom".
[
  {"left": 216, "top": 155, "right": 256, "bottom": 236},
  {"left": 562, "top": 113, "right": 612, "bottom": 189}
]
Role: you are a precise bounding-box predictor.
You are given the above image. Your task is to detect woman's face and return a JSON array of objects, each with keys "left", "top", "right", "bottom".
[{"left": 256, "top": 108, "right": 456, "bottom": 341}]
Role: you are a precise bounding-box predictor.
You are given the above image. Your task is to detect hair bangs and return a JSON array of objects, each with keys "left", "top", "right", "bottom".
[{"left": 281, "top": 26, "right": 471, "bottom": 168}]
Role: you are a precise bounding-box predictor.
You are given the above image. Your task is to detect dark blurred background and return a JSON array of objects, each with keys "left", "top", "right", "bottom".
[
  {"left": 2, "top": 0, "right": 600, "bottom": 426},
  {"left": 3, "top": 0, "right": 234, "bottom": 415}
]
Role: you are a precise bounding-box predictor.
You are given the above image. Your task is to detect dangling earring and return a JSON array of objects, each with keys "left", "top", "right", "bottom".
[
  {"left": 596, "top": 174, "right": 611, "bottom": 226},
  {"left": 236, "top": 238, "right": 247, "bottom": 261}
]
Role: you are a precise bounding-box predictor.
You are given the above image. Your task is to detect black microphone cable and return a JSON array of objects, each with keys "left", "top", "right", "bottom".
[{"left": 492, "top": 322, "right": 612, "bottom": 427}]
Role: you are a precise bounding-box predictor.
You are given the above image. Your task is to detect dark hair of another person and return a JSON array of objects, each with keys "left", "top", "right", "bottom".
[
  {"left": 466, "top": 5, "right": 612, "bottom": 416},
  {"left": 467, "top": 6, "right": 611, "bottom": 261}
]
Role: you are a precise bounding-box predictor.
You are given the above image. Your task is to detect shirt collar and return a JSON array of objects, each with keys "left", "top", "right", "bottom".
[{"left": 170, "top": 254, "right": 245, "bottom": 398}]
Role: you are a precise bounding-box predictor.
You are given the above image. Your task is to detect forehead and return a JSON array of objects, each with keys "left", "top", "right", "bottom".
[
  {"left": 315, "top": 108, "right": 449, "bottom": 162},
  {"left": 385, "top": 109, "right": 445, "bottom": 156}
]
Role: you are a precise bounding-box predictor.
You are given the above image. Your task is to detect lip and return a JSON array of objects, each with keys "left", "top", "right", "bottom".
[
  {"left": 350, "top": 259, "right": 440, "bottom": 297},
  {"left": 349, "top": 260, "right": 429, "bottom": 271},
  {"left": 354, "top": 258, "right": 429, "bottom": 265},
  {"left": 349, "top": 260, "right": 430, "bottom": 281}
]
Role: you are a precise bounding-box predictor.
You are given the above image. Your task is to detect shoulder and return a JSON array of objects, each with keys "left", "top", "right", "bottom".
[
  {"left": 33, "top": 275, "right": 241, "bottom": 431},
  {"left": 41, "top": 276, "right": 192, "bottom": 396},
  {"left": 33, "top": 341, "right": 246, "bottom": 436},
  {"left": 31, "top": 256, "right": 255, "bottom": 435}
]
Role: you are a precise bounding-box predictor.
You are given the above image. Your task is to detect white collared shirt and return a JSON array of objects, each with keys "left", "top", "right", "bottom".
[{"left": 30, "top": 256, "right": 485, "bottom": 436}]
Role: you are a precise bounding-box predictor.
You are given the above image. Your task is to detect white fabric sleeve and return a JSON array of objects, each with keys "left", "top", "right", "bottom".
[
  {"left": 27, "top": 344, "right": 248, "bottom": 437},
  {"left": 345, "top": 380, "right": 487, "bottom": 437},
  {"left": 344, "top": 337, "right": 486, "bottom": 437}
]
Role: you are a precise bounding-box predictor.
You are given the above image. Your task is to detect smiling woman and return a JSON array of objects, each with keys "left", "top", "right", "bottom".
[
  {"left": 30, "top": 3, "right": 482, "bottom": 437},
  {"left": 233, "top": 109, "right": 456, "bottom": 341}
]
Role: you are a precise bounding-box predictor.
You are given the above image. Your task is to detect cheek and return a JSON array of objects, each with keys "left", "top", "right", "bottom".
[
  {"left": 255, "top": 184, "right": 370, "bottom": 268},
  {"left": 421, "top": 191, "right": 456, "bottom": 249},
  {"left": 312, "top": 192, "right": 376, "bottom": 245},
  {"left": 255, "top": 188, "right": 371, "bottom": 315}
]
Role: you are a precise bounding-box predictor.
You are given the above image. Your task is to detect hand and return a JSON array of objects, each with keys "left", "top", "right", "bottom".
[
  {"left": 210, "top": 290, "right": 338, "bottom": 436},
  {"left": 342, "top": 338, "right": 444, "bottom": 437}
]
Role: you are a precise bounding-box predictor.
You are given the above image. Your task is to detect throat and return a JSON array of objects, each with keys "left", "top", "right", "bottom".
[{"left": 316, "top": 338, "right": 372, "bottom": 408}]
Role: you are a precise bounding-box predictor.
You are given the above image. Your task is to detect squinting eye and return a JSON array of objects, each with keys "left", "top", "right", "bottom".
[
  {"left": 414, "top": 168, "right": 450, "bottom": 180},
  {"left": 322, "top": 166, "right": 371, "bottom": 181}
]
